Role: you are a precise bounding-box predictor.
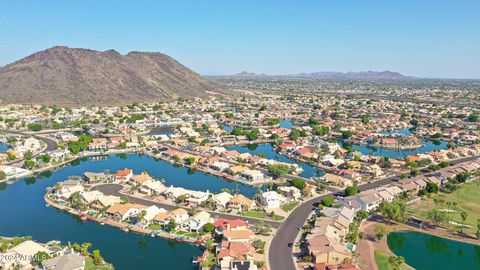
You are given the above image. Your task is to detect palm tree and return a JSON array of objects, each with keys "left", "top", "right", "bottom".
[
  {"left": 388, "top": 256, "right": 405, "bottom": 270},
  {"left": 81, "top": 242, "right": 92, "bottom": 255},
  {"left": 460, "top": 211, "right": 468, "bottom": 233}
]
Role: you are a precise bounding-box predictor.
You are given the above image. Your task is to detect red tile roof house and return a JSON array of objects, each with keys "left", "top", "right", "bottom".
[
  {"left": 112, "top": 168, "right": 133, "bottom": 182},
  {"left": 295, "top": 147, "right": 312, "bottom": 156},
  {"left": 223, "top": 150, "right": 240, "bottom": 159},
  {"left": 213, "top": 218, "right": 248, "bottom": 235},
  {"left": 217, "top": 241, "right": 256, "bottom": 261}
]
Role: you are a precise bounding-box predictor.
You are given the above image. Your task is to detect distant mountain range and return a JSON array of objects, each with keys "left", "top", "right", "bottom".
[
  {"left": 0, "top": 46, "right": 222, "bottom": 105},
  {"left": 229, "top": 70, "right": 417, "bottom": 80}
]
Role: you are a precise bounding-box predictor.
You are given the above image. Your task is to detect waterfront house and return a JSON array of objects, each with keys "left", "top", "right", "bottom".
[
  {"left": 79, "top": 190, "right": 103, "bottom": 205},
  {"left": 210, "top": 161, "right": 231, "bottom": 172},
  {"left": 169, "top": 208, "right": 189, "bottom": 224},
  {"left": 55, "top": 185, "right": 85, "bottom": 202},
  {"left": 182, "top": 211, "right": 211, "bottom": 232},
  {"left": 42, "top": 253, "right": 85, "bottom": 270},
  {"left": 3, "top": 240, "right": 52, "bottom": 270},
  {"left": 228, "top": 194, "right": 256, "bottom": 212},
  {"left": 128, "top": 172, "right": 154, "bottom": 187},
  {"left": 212, "top": 192, "right": 234, "bottom": 210},
  {"left": 140, "top": 181, "right": 167, "bottom": 195},
  {"left": 91, "top": 195, "right": 121, "bottom": 212},
  {"left": 186, "top": 190, "right": 210, "bottom": 205},
  {"left": 83, "top": 172, "right": 109, "bottom": 184},
  {"left": 213, "top": 219, "right": 248, "bottom": 235},
  {"left": 112, "top": 168, "right": 133, "bottom": 182},
  {"left": 223, "top": 229, "right": 255, "bottom": 243},
  {"left": 239, "top": 169, "right": 265, "bottom": 181},
  {"left": 105, "top": 203, "right": 146, "bottom": 221},
  {"left": 259, "top": 191, "right": 286, "bottom": 209},
  {"left": 218, "top": 241, "right": 256, "bottom": 265},
  {"left": 228, "top": 165, "right": 248, "bottom": 176},
  {"left": 137, "top": 205, "right": 165, "bottom": 228}
]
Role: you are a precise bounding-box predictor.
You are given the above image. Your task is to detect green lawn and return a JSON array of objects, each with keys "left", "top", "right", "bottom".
[
  {"left": 281, "top": 201, "right": 299, "bottom": 212},
  {"left": 272, "top": 214, "right": 285, "bottom": 221},
  {"left": 241, "top": 211, "right": 266, "bottom": 219},
  {"left": 374, "top": 250, "right": 407, "bottom": 270},
  {"left": 147, "top": 224, "right": 163, "bottom": 231},
  {"left": 408, "top": 178, "right": 480, "bottom": 234}
]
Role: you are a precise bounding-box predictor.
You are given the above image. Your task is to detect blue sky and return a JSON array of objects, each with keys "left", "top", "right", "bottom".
[{"left": 1, "top": 1, "right": 479, "bottom": 78}]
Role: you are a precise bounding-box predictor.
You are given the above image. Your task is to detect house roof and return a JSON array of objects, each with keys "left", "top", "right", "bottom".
[
  {"left": 223, "top": 229, "right": 255, "bottom": 240},
  {"left": 42, "top": 253, "right": 85, "bottom": 270},
  {"left": 213, "top": 218, "right": 248, "bottom": 230}
]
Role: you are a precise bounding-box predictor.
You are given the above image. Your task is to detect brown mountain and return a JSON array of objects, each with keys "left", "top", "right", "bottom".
[{"left": 0, "top": 46, "right": 223, "bottom": 105}]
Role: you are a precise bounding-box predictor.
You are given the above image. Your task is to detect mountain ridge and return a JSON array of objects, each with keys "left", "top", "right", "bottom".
[
  {"left": 227, "top": 70, "right": 417, "bottom": 80},
  {"left": 0, "top": 46, "right": 222, "bottom": 105}
]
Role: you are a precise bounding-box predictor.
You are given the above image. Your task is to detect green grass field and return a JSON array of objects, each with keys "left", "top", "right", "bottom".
[
  {"left": 241, "top": 211, "right": 266, "bottom": 219},
  {"left": 281, "top": 201, "right": 299, "bottom": 212},
  {"left": 374, "top": 250, "right": 407, "bottom": 270},
  {"left": 408, "top": 178, "right": 480, "bottom": 234}
]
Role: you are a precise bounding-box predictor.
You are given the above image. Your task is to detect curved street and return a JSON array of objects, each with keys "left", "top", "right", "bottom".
[{"left": 268, "top": 154, "right": 480, "bottom": 270}]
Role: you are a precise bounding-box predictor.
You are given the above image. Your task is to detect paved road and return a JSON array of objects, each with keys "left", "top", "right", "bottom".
[
  {"left": 1, "top": 129, "right": 58, "bottom": 166},
  {"left": 92, "top": 183, "right": 283, "bottom": 228},
  {"left": 269, "top": 155, "right": 480, "bottom": 270},
  {"left": 0, "top": 129, "right": 58, "bottom": 152}
]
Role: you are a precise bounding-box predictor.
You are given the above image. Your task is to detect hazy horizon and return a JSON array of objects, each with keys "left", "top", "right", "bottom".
[{"left": 1, "top": 1, "right": 479, "bottom": 79}]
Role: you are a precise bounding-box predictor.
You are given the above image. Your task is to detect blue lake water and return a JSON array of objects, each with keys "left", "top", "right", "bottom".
[
  {"left": 227, "top": 143, "right": 325, "bottom": 179},
  {"left": 351, "top": 140, "right": 447, "bottom": 159},
  {"left": 388, "top": 231, "right": 480, "bottom": 270},
  {"left": 0, "top": 143, "right": 10, "bottom": 152},
  {"left": 280, "top": 119, "right": 293, "bottom": 129},
  {"left": 0, "top": 154, "right": 261, "bottom": 270}
]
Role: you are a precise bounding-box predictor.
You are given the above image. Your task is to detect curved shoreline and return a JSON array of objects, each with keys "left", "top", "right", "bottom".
[{"left": 43, "top": 192, "right": 202, "bottom": 244}]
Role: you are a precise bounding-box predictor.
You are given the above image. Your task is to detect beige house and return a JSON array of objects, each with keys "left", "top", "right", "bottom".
[{"left": 307, "top": 235, "right": 351, "bottom": 264}]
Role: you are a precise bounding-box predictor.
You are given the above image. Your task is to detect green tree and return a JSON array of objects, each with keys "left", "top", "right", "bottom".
[
  {"left": 23, "top": 150, "right": 33, "bottom": 160},
  {"left": 203, "top": 222, "right": 215, "bottom": 233},
  {"left": 92, "top": 249, "right": 104, "bottom": 265},
  {"left": 177, "top": 194, "right": 188, "bottom": 203},
  {"left": 320, "top": 197, "right": 334, "bottom": 207},
  {"left": 27, "top": 123, "right": 43, "bottom": 131},
  {"left": 341, "top": 130, "right": 353, "bottom": 139},
  {"left": 388, "top": 256, "right": 405, "bottom": 270},
  {"left": 23, "top": 160, "right": 35, "bottom": 169},
  {"left": 0, "top": 171, "right": 6, "bottom": 180},
  {"left": 427, "top": 209, "right": 446, "bottom": 228},
  {"left": 379, "top": 200, "right": 407, "bottom": 224},
  {"left": 267, "top": 164, "right": 291, "bottom": 178},
  {"left": 290, "top": 178, "right": 306, "bottom": 190},
  {"left": 32, "top": 251, "right": 50, "bottom": 265},
  {"left": 375, "top": 224, "right": 387, "bottom": 242},
  {"left": 344, "top": 186, "right": 359, "bottom": 196},
  {"left": 186, "top": 156, "right": 196, "bottom": 165},
  {"left": 167, "top": 219, "right": 177, "bottom": 232}
]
